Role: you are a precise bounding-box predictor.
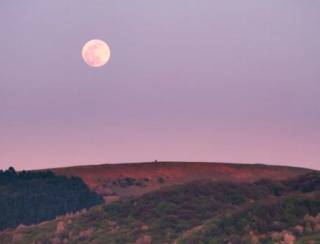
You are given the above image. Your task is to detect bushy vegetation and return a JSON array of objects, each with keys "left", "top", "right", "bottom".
[
  {"left": 0, "top": 167, "right": 103, "bottom": 231},
  {"left": 111, "top": 177, "right": 149, "bottom": 188},
  {"left": 103, "top": 173, "right": 320, "bottom": 243},
  {"left": 105, "top": 174, "right": 320, "bottom": 241},
  {"left": 184, "top": 193, "right": 320, "bottom": 243},
  {"left": 0, "top": 171, "right": 319, "bottom": 243},
  {"left": 285, "top": 172, "right": 320, "bottom": 193}
]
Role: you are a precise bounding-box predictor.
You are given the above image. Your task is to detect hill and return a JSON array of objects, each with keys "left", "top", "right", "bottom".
[
  {"left": 52, "top": 161, "right": 312, "bottom": 202},
  {"left": 0, "top": 171, "right": 319, "bottom": 243}
]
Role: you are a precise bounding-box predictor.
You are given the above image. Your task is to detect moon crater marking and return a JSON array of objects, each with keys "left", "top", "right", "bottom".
[{"left": 82, "top": 39, "right": 111, "bottom": 67}]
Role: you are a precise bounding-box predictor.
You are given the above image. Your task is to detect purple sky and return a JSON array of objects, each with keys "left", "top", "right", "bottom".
[{"left": 1, "top": 1, "right": 320, "bottom": 170}]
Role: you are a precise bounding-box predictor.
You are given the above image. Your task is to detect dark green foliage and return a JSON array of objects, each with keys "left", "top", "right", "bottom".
[
  {"left": 195, "top": 193, "right": 320, "bottom": 243},
  {"left": 285, "top": 172, "right": 320, "bottom": 192},
  {"left": 103, "top": 180, "right": 287, "bottom": 241},
  {"left": 112, "top": 177, "right": 149, "bottom": 187},
  {"left": 0, "top": 167, "right": 103, "bottom": 231},
  {"left": 181, "top": 173, "right": 320, "bottom": 243},
  {"left": 103, "top": 172, "right": 320, "bottom": 243},
  {"left": 1, "top": 170, "right": 319, "bottom": 243}
]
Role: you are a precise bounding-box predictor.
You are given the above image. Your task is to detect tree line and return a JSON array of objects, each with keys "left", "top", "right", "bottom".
[{"left": 0, "top": 167, "right": 103, "bottom": 231}]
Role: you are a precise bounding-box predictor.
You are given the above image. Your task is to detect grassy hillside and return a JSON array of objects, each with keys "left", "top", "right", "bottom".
[
  {"left": 52, "top": 162, "right": 312, "bottom": 202},
  {"left": 1, "top": 172, "right": 319, "bottom": 244}
]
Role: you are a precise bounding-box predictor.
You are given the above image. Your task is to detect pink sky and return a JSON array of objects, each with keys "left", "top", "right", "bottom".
[{"left": 1, "top": 1, "right": 319, "bottom": 170}]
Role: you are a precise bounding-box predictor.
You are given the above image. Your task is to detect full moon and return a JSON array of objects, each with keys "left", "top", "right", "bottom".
[{"left": 82, "top": 39, "right": 111, "bottom": 67}]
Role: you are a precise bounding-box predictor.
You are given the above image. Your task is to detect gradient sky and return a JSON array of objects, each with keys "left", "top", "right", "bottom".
[{"left": 1, "top": 1, "right": 320, "bottom": 170}]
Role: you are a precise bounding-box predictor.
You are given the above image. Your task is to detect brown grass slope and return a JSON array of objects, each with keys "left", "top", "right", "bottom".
[{"left": 52, "top": 161, "right": 312, "bottom": 201}]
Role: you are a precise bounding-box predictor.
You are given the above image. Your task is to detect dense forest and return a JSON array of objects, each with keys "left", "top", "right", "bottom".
[{"left": 0, "top": 167, "right": 103, "bottom": 231}]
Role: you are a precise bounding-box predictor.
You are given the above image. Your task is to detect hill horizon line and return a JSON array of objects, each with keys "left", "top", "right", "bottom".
[{"left": 2, "top": 160, "right": 318, "bottom": 172}]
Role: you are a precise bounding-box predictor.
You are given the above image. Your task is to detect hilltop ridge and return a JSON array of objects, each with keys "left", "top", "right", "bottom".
[{"left": 51, "top": 161, "right": 313, "bottom": 202}]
